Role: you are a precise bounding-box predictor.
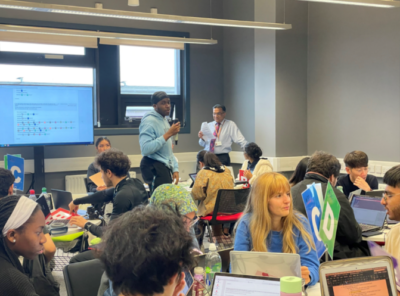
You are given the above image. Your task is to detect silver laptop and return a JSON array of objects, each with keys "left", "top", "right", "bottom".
[
  {"left": 210, "top": 273, "right": 280, "bottom": 296},
  {"left": 319, "top": 256, "right": 397, "bottom": 296},
  {"left": 350, "top": 195, "right": 387, "bottom": 233},
  {"left": 230, "top": 251, "right": 301, "bottom": 278}
]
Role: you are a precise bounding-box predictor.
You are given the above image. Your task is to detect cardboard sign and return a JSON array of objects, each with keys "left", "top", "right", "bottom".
[
  {"left": 319, "top": 182, "right": 341, "bottom": 259},
  {"left": 301, "top": 184, "right": 326, "bottom": 258}
]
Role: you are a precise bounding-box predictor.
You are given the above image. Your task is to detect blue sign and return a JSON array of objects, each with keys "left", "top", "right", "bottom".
[
  {"left": 6, "top": 155, "right": 24, "bottom": 191},
  {"left": 301, "top": 184, "right": 326, "bottom": 258}
]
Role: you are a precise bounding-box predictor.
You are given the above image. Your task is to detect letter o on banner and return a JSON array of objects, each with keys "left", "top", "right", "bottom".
[{"left": 322, "top": 204, "right": 334, "bottom": 240}]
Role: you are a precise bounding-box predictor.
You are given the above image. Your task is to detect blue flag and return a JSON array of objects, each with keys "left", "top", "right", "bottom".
[
  {"left": 301, "top": 184, "right": 326, "bottom": 258},
  {"left": 6, "top": 155, "right": 25, "bottom": 192}
]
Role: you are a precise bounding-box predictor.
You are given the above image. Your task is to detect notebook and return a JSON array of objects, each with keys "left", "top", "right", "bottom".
[
  {"left": 350, "top": 195, "right": 387, "bottom": 233},
  {"left": 210, "top": 273, "right": 280, "bottom": 296},
  {"left": 230, "top": 251, "right": 301, "bottom": 278},
  {"left": 319, "top": 256, "right": 397, "bottom": 296}
]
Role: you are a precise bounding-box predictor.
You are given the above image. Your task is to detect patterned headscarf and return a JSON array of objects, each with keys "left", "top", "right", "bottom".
[{"left": 150, "top": 184, "right": 197, "bottom": 215}]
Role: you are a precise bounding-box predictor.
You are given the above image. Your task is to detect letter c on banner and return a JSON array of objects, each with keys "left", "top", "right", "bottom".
[
  {"left": 322, "top": 204, "right": 334, "bottom": 240},
  {"left": 10, "top": 166, "right": 21, "bottom": 183},
  {"left": 311, "top": 207, "right": 322, "bottom": 241}
]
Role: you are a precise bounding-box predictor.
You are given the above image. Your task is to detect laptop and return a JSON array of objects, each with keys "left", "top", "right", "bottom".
[
  {"left": 350, "top": 195, "right": 387, "bottom": 233},
  {"left": 189, "top": 173, "right": 197, "bottom": 188},
  {"left": 319, "top": 256, "right": 397, "bottom": 296},
  {"left": 230, "top": 251, "right": 301, "bottom": 278},
  {"left": 364, "top": 190, "right": 385, "bottom": 198},
  {"left": 51, "top": 189, "right": 73, "bottom": 210},
  {"left": 210, "top": 273, "right": 280, "bottom": 296},
  {"left": 36, "top": 196, "right": 70, "bottom": 227}
]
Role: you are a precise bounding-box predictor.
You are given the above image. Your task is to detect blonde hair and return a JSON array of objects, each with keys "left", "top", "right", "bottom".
[{"left": 240, "top": 172, "right": 315, "bottom": 253}]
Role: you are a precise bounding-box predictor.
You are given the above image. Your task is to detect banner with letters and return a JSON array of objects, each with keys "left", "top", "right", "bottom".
[
  {"left": 301, "top": 184, "right": 326, "bottom": 258},
  {"left": 6, "top": 154, "right": 25, "bottom": 192},
  {"left": 319, "top": 182, "right": 341, "bottom": 259}
]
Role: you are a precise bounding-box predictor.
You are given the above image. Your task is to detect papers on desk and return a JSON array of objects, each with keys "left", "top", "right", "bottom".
[
  {"left": 89, "top": 172, "right": 106, "bottom": 187},
  {"left": 200, "top": 122, "right": 216, "bottom": 142}
]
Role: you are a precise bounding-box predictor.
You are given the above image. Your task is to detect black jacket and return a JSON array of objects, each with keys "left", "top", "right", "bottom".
[
  {"left": 74, "top": 177, "right": 148, "bottom": 237},
  {"left": 291, "top": 173, "right": 369, "bottom": 260}
]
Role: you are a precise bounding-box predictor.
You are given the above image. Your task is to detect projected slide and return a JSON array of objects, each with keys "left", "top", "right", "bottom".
[{"left": 0, "top": 85, "right": 94, "bottom": 147}]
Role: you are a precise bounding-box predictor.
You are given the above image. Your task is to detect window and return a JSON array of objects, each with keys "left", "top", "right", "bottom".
[
  {"left": 119, "top": 45, "right": 181, "bottom": 95},
  {"left": 0, "top": 41, "right": 85, "bottom": 55},
  {"left": 0, "top": 64, "right": 93, "bottom": 86}
]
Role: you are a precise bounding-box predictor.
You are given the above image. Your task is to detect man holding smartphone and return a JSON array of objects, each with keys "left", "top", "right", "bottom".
[{"left": 140, "top": 91, "right": 180, "bottom": 192}]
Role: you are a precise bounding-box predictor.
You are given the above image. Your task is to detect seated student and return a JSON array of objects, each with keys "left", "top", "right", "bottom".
[
  {"left": 337, "top": 150, "right": 378, "bottom": 197},
  {"left": 240, "top": 142, "right": 273, "bottom": 185},
  {"left": 288, "top": 157, "right": 310, "bottom": 187},
  {"left": 234, "top": 172, "right": 320, "bottom": 286},
  {"left": 292, "top": 151, "right": 369, "bottom": 259},
  {"left": 87, "top": 137, "right": 111, "bottom": 192},
  {"left": 380, "top": 165, "right": 400, "bottom": 265},
  {"left": 100, "top": 205, "right": 195, "bottom": 296},
  {"left": 150, "top": 184, "right": 200, "bottom": 250},
  {"left": 192, "top": 151, "right": 234, "bottom": 237},
  {"left": 0, "top": 195, "right": 47, "bottom": 296},
  {"left": 68, "top": 149, "right": 148, "bottom": 263},
  {"left": 0, "top": 168, "right": 15, "bottom": 198}
]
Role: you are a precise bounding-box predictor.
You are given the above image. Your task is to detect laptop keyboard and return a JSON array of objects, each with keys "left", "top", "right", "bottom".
[{"left": 360, "top": 224, "right": 379, "bottom": 232}]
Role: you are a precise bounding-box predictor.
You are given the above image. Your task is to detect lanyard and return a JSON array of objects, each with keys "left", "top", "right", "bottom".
[{"left": 214, "top": 120, "right": 225, "bottom": 140}]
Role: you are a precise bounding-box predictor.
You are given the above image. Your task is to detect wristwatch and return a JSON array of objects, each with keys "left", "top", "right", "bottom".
[{"left": 84, "top": 222, "right": 93, "bottom": 231}]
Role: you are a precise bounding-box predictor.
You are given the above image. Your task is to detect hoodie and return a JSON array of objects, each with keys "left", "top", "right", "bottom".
[{"left": 139, "top": 110, "right": 178, "bottom": 172}]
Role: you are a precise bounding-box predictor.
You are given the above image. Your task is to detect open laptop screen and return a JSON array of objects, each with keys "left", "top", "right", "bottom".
[
  {"left": 211, "top": 274, "right": 280, "bottom": 296},
  {"left": 351, "top": 195, "right": 386, "bottom": 226},
  {"left": 325, "top": 267, "right": 393, "bottom": 296}
]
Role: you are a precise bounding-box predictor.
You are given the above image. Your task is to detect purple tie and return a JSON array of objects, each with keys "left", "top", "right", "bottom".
[{"left": 210, "top": 122, "right": 220, "bottom": 152}]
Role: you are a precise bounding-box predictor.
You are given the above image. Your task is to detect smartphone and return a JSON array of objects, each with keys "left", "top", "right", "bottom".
[{"left": 181, "top": 270, "right": 194, "bottom": 296}]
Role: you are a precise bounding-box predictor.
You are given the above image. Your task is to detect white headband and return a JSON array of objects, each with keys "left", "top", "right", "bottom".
[{"left": 2, "top": 196, "right": 38, "bottom": 237}]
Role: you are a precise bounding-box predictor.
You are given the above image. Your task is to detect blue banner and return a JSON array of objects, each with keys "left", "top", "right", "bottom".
[
  {"left": 6, "top": 155, "right": 24, "bottom": 192},
  {"left": 301, "top": 184, "right": 326, "bottom": 258}
]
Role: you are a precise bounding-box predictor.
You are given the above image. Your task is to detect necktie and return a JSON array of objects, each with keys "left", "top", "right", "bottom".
[{"left": 210, "top": 122, "right": 220, "bottom": 152}]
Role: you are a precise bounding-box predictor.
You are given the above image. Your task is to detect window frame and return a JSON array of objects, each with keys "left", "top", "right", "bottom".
[{"left": 0, "top": 17, "right": 191, "bottom": 135}]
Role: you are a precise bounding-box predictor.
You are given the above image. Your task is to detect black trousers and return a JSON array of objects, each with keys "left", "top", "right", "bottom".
[
  {"left": 140, "top": 157, "right": 172, "bottom": 193},
  {"left": 216, "top": 153, "right": 231, "bottom": 166}
]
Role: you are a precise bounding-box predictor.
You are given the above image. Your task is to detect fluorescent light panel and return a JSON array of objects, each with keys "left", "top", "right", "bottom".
[
  {"left": 0, "top": 24, "right": 218, "bottom": 45},
  {"left": 301, "top": 0, "right": 400, "bottom": 7},
  {"left": 0, "top": 0, "right": 292, "bottom": 30}
]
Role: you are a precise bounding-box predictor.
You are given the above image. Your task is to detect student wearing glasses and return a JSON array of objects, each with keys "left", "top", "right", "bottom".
[
  {"left": 381, "top": 165, "right": 400, "bottom": 267},
  {"left": 336, "top": 151, "right": 378, "bottom": 198},
  {"left": 87, "top": 137, "right": 111, "bottom": 192},
  {"left": 234, "top": 172, "right": 320, "bottom": 286},
  {"left": 198, "top": 104, "right": 248, "bottom": 166}
]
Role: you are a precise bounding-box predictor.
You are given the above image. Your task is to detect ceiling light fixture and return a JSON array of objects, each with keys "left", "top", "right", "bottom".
[
  {"left": 300, "top": 0, "right": 400, "bottom": 8},
  {"left": 0, "top": 0, "right": 291, "bottom": 30},
  {"left": 0, "top": 24, "right": 218, "bottom": 45}
]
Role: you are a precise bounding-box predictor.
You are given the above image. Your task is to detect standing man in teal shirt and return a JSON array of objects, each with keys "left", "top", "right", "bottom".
[{"left": 139, "top": 91, "right": 180, "bottom": 192}]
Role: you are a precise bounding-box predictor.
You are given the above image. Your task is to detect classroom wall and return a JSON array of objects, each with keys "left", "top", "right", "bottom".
[
  {"left": 0, "top": 0, "right": 225, "bottom": 189},
  {"left": 307, "top": 4, "right": 400, "bottom": 161}
]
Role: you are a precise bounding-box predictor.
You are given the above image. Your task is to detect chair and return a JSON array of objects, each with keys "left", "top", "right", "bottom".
[
  {"left": 83, "top": 177, "right": 90, "bottom": 193},
  {"left": 63, "top": 259, "right": 105, "bottom": 296},
  {"left": 200, "top": 188, "right": 250, "bottom": 242}
]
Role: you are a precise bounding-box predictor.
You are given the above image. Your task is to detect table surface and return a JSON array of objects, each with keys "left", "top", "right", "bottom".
[
  {"left": 361, "top": 224, "right": 394, "bottom": 243},
  {"left": 307, "top": 283, "right": 321, "bottom": 296}
]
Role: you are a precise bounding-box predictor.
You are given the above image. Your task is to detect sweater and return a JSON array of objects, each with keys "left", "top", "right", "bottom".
[
  {"left": 240, "top": 158, "right": 273, "bottom": 185},
  {"left": 337, "top": 174, "right": 379, "bottom": 198},
  {"left": 139, "top": 110, "right": 178, "bottom": 172},
  {"left": 234, "top": 213, "right": 320, "bottom": 286}
]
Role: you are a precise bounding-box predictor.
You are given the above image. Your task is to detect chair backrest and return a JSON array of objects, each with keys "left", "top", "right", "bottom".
[
  {"left": 211, "top": 188, "right": 250, "bottom": 222},
  {"left": 63, "top": 259, "right": 105, "bottom": 296}
]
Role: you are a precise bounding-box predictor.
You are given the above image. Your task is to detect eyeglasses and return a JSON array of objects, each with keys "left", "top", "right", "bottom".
[
  {"left": 382, "top": 192, "right": 400, "bottom": 202},
  {"left": 213, "top": 112, "right": 225, "bottom": 116}
]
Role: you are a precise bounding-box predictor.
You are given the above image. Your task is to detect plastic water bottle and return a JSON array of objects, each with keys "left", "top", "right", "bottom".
[
  {"left": 39, "top": 187, "right": 52, "bottom": 209},
  {"left": 192, "top": 267, "right": 205, "bottom": 296},
  {"left": 28, "top": 189, "right": 36, "bottom": 201},
  {"left": 205, "top": 243, "right": 221, "bottom": 291}
]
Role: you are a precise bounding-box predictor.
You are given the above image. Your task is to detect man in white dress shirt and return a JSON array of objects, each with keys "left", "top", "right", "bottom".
[{"left": 198, "top": 104, "right": 248, "bottom": 166}]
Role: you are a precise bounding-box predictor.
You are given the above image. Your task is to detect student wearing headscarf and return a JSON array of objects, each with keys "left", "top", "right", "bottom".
[
  {"left": 0, "top": 195, "right": 47, "bottom": 296},
  {"left": 150, "top": 184, "right": 199, "bottom": 250}
]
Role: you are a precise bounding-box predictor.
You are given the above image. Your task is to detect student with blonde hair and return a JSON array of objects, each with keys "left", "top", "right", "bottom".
[{"left": 234, "top": 172, "right": 320, "bottom": 286}]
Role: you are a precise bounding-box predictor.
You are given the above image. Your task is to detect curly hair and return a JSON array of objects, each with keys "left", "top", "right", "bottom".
[
  {"left": 99, "top": 205, "right": 195, "bottom": 296},
  {"left": 244, "top": 142, "right": 263, "bottom": 160},
  {"left": 0, "top": 168, "right": 15, "bottom": 198},
  {"left": 307, "top": 151, "right": 341, "bottom": 179},
  {"left": 94, "top": 149, "right": 131, "bottom": 177}
]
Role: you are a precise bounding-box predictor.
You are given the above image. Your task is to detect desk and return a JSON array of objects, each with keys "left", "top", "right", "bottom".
[
  {"left": 361, "top": 225, "right": 394, "bottom": 245},
  {"left": 307, "top": 283, "right": 321, "bottom": 296}
]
